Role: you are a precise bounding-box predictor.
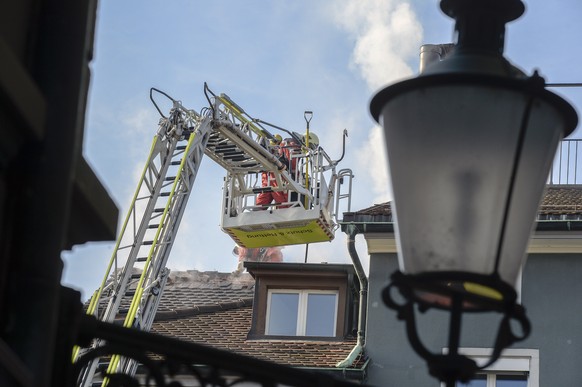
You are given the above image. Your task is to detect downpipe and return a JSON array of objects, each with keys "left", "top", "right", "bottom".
[{"left": 336, "top": 225, "right": 368, "bottom": 368}]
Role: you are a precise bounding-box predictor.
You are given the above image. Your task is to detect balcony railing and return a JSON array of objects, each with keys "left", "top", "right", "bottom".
[{"left": 549, "top": 139, "right": 582, "bottom": 185}]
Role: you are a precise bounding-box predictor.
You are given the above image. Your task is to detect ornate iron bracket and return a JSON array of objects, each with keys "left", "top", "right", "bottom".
[{"left": 382, "top": 270, "right": 530, "bottom": 386}]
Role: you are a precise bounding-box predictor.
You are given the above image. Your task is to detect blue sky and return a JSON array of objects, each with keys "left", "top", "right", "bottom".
[{"left": 61, "top": 0, "right": 582, "bottom": 300}]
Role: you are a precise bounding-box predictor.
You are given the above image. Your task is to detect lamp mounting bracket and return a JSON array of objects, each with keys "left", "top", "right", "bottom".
[
  {"left": 440, "top": 0, "right": 525, "bottom": 54},
  {"left": 382, "top": 270, "right": 531, "bottom": 386}
]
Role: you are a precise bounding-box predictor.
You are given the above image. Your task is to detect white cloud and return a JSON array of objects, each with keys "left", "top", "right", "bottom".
[
  {"left": 117, "top": 106, "right": 160, "bottom": 201},
  {"left": 327, "top": 0, "right": 422, "bottom": 204},
  {"left": 123, "top": 106, "right": 156, "bottom": 137},
  {"left": 331, "top": 0, "right": 423, "bottom": 91},
  {"left": 356, "top": 125, "right": 391, "bottom": 204}
]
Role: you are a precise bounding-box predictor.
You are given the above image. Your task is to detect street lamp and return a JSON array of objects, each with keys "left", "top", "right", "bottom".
[{"left": 369, "top": 0, "right": 577, "bottom": 385}]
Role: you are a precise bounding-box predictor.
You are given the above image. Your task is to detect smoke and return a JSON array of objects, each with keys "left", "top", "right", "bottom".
[
  {"left": 332, "top": 0, "right": 423, "bottom": 90},
  {"left": 331, "top": 0, "right": 423, "bottom": 203},
  {"left": 357, "top": 125, "right": 391, "bottom": 204}
]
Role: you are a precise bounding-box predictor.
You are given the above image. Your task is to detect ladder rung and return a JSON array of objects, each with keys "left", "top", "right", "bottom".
[
  {"left": 171, "top": 161, "right": 181, "bottom": 165},
  {"left": 97, "top": 360, "right": 109, "bottom": 369},
  {"left": 148, "top": 224, "right": 159, "bottom": 229},
  {"left": 221, "top": 151, "right": 245, "bottom": 157},
  {"left": 215, "top": 145, "right": 237, "bottom": 152},
  {"left": 136, "top": 257, "right": 148, "bottom": 262},
  {"left": 165, "top": 176, "right": 177, "bottom": 181},
  {"left": 160, "top": 192, "right": 171, "bottom": 197},
  {"left": 213, "top": 145, "right": 235, "bottom": 151},
  {"left": 131, "top": 273, "right": 141, "bottom": 279},
  {"left": 143, "top": 241, "right": 153, "bottom": 246},
  {"left": 153, "top": 208, "right": 164, "bottom": 213},
  {"left": 240, "top": 163, "right": 260, "bottom": 168},
  {"left": 176, "top": 145, "right": 187, "bottom": 150},
  {"left": 226, "top": 155, "right": 248, "bottom": 162}
]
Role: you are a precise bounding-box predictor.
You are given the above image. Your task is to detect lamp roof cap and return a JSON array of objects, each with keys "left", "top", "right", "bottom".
[{"left": 440, "top": 0, "right": 525, "bottom": 23}]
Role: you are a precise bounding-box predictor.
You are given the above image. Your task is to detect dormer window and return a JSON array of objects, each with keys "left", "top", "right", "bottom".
[
  {"left": 245, "top": 262, "right": 358, "bottom": 340},
  {"left": 266, "top": 289, "right": 338, "bottom": 336}
]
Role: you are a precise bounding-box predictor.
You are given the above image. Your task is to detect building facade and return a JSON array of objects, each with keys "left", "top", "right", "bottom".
[
  {"left": 343, "top": 185, "right": 582, "bottom": 386},
  {"left": 128, "top": 185, "right": 582, "bottom": 386}
]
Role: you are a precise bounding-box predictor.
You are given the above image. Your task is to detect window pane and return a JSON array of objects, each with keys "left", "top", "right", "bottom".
[
  {"left": 496, "top": 374, "right": 527, "bottom": 387},
  {"left": 457, "top": 375, "right": 486, "bottom": 387},
  {"left": 268, "top": 293, "right": 299, "bottom": 335},
  {"left": 305, "top": 293, "right": 336, "bottom": 336}
]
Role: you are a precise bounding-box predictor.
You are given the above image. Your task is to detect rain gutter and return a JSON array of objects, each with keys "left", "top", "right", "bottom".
[
  {"left": 299, "top": 358, "right": 369, "bottom": 382},
  {"left": 535, "top": 220, "right": 582, "bottom": 231}
]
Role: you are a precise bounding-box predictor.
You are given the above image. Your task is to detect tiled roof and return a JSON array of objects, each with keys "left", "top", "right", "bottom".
[
  {"left": 538, "top": 186, "right": 582, "bottom": 215},
  {"left": 93, "top": 270, "right": 255, "bottom": 316},
  {"left": 157, "top": 270, "right": 255, "bottom": 312},
  {"left": 348, "top": 202, "right": 392, "bottom": 217},
  {"left": 151, "top": 269, "right": 365, "bottom": 370},
  {"left": 346, "top": 185, "right": 582, "bottom": 219},
  {"left": 152, "top": 307, "right": 362, "bottom": 368}
]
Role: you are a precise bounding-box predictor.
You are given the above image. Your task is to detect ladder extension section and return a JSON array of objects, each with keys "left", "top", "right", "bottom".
[
  {"left": 205, "top": 94, "right": 308, "bottom": 196},
  {"left": 76, "top": 103, "right": 212, "bottom": 386}
]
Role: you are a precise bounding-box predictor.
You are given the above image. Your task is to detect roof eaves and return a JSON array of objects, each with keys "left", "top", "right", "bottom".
[
  {"left": 244, "top": 261, "right": 355, "bottom": 278},
  {"left": 535, "top": 220, "right": 582, "bottom": 231},
  {"left": 340, "top": 215, "right": 394, "bottom": 234},
  {"left": 297, "top": 357, "right": 369, "bottom": 382},
  {"left": 153, "top": 298, "right": 253, "bottom": 322},
  {"left": 341, "top": 186, "right": 582, "bottom": 235}
]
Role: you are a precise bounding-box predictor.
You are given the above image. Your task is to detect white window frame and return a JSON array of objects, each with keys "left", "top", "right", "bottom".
[
  {"left": 441, "top": 348, "right": 539, "bottom": 387},
  {"left": 265, "top": 289, "right": 338, "bottom": 336}
]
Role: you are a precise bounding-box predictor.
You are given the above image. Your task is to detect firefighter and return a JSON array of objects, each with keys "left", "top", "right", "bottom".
[
  {"left": 256, "top": 134, "right": 288, "bottom": 208},
  {"left": 280, "top": 136, "right": 301, "bottom": 178},
  {"left": 279, "top": 136, "right": 303, "bottom": 205}
]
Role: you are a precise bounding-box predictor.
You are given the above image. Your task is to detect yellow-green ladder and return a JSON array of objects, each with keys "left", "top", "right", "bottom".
[{"left": 76, "top": 102, "right": 213, "bottom": 386}]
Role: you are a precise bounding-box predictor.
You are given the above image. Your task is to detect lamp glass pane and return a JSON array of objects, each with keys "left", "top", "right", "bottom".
[
  {"left": 379, "top": 84, "right": 564, "bottom": 286},
  {"left": 496, "top": 99, "right": 563, "bottom": 284}
]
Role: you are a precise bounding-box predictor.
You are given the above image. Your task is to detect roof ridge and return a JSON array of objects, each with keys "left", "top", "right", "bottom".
[
  {"left": 153, "top": 297, "right": 253, "bottom": 321},
  {"left": 164, "top": 271, "right": 254, "bottom": 288}
]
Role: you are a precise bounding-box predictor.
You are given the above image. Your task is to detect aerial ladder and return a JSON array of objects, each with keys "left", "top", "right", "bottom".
[{"left": 74, "top": 84, "right": 353, "bottom": 386}]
